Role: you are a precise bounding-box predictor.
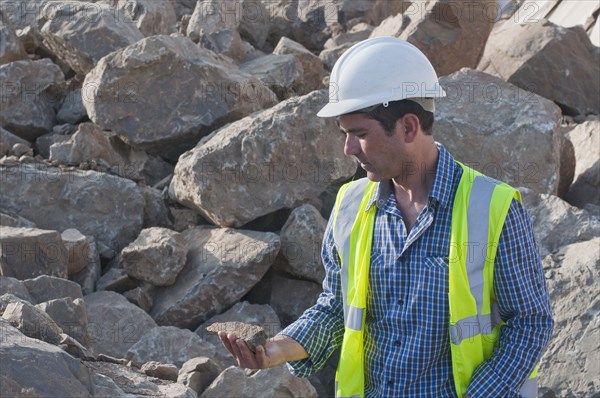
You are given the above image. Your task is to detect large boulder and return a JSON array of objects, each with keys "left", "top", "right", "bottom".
[
  {"left": 0, "top": 17, "right": 27, "bottom": 64},
  {"left": 150, "top": 226, "right": 280, "bottom": 329},
  {"left": 0, "top": 227, "right": 68, "bottom": 280},
  {"left": 84, "top": 291, "right": 157, "bottom": 358},
  {"left": 269, "top": 271, "right": 322, "bottom": 326},
  {"left": 169, "top": 90, "right": 357, "bottom": 228},
  {"left": 0, "top": 164, "right": 146, "bottom": 254},
  {"left": 2, "top": 300, "right": 64, "bottom": 344},
  {"left": 126, "top": 326, "right": 217, "bottom": 368},
  {"left": 82, "top": 35, "right": 276, "bottom": 160},
  {"left": 478, "top": 19, "right": 600, "bottom": 115},
  {"left": 564, "top": 119, "right": 600, "bottom": 208},
  {"left": 49, "top": 122, "right": 174, "bottom": 186},
  {"left": 538, "top": 238, "right": 600, "bottom": 397},
  {"left": 200, "top": 365, "right": 317, "bottom": 398},
  {"left": 114, "top": 0, "right": 177, "bottom": 37},
  {"left": 196, "top": 301, "right": 281, "bottom": 369},
  {"left": 121, "top": 227, "right": 187, "bottom": 287},
  {"left": 36, "top": 297, "right": 89, "bottom": 345},
  {"left": 0, "top": 127, "right": 31, "bottom": 157},
  {"left": 178, "top": 357, "right": 221, "bottom": 395},
  {"left": 240, "top": 53, "right": 304, "bottom": 100},
  {"left": 0, "top": 276, "right": 33, "bottom": 302},
  {"left": 0, "top": 59, "right": 65, "bottom": 141},
  {"left": 38, "top": 1, "right": 144, "bottom": 75},
  {"left": 371, "top": 0, "right": 497, "bottom": 76},
  {"left": 435, "top": 68, "right": 563, "bottom": 195},
  {"left": 0, "top": 319, "right": 95, "bottom": 397},
  {"left": 273, "top": 36, "right": 325, "bottom": 94},
  {"left": 22, "top": 275, "right": 83, "bottom": 304},
  {"left": 61, "top": 229, "right": 98, "bottom": 275},
  {"left": 520, "top": 189, "right": 600, "bottom": 257}
]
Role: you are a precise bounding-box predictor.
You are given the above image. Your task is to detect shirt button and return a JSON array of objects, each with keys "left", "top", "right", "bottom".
[
  {"left": 388, "top": 380, "right": 394, "bottom": 386},
  {"left": 394, "top": 340, "right": 401, "bottom": 346},
  {"left": 397, "top": 299, "right": 403, "bottom": 305}
]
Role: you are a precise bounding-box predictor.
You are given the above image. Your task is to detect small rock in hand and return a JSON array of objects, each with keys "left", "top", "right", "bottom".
[{"left": 206, "top": 321, "right": 268, "bottom": 353}]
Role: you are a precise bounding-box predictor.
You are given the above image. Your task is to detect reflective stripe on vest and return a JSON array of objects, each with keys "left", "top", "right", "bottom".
[{"left": 332, "top": 163, "right": 538, "bottom": 398}]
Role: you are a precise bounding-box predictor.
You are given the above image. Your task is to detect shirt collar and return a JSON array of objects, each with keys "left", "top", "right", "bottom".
[{"left": 365, "top": 142, "right": 456, "bottom": 211}]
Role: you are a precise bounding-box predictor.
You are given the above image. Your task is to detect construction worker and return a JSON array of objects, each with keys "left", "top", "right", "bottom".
[{"left": 219, "top": 37, "right": 553, "bottom": 398}]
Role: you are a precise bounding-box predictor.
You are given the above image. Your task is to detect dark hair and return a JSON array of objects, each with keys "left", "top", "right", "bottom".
[{"left": 350, "top": 99, "right": 434, "bottom": 136}]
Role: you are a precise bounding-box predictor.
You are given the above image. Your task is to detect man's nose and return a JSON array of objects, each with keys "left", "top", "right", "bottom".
[{"left": 344, "top": 134, "right": 360, "bottom": 156}]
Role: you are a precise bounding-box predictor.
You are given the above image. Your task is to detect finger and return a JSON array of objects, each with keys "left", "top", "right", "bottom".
[
  {"left": 236, "top": 338, "right": 258, "bottom": 368},
  {"left": 218, "top": 332, "right": 236, "bottom": 356},
  {"left": 255, "top": 345, "right": 270, "bottom": 368}
]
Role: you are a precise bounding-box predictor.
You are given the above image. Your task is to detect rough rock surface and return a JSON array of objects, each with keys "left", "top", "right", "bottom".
[
  {"left": 0, "top": 164, "right": 146, "bottom": 254},
  {"left": 478, "top": 19, "right": 600, "bottom": 115},
  {"left": 84, "top": 291, "right": 157, "bottom": 358},
  {"left": 241, "top": 53, "right": 303, "bottom": 100},
  {"left": 82, "top": 35, "right": 276, "bottom": 160},
  {"left": 0, "top": 276, "right": 33, "bottom": 302},
  {"left": 435, "top": 68, "right": 563, "bottom": 195},
  {"left": 565, "top": 119, "right": 600, "bottom": 208},
  {"left": 178, "top": 357, "right": 221, "bottom": 395},
  {"left": 521, "top": 188, "right": 600, "bottom": 257},
  {"left": 61, "top": 228, "right": 96, "bottom": 275},
  {"left": 2, "top": 300, "right": 64, "bottom": 344},
  {"left": 0, "top": 127, "right": 31, "bottom": 157},
  {"left": 273, "top": 37, "right": 325, "bottom": 94},
  {"left": 196, "top": 301, "right": 281, "bottom": 369},
  {"left": 0, "top": 227, "right": 68, "bottom": 280},
  {"left": 96, "top": 266, "right": 137, "bottom": 293},
  {"left": 169, "top": 90, "right": 357, "bottom": 227},
  {"left": 150, "top": 226, "right": 280, "bottom": 329},
  {"left": 141, "top": 361, "right": 179, "bottom": 381},
  {"left": 276, "top": 204, "right": 327, "bottom": 284},
  {"left": 270, "top": 272, "right": 322, "bottom": 326},
  {"left": 538, "top": 238, "right": 600, "bottom": 397},
  {"left": 200, "top": 365, "right": 317, "bottom": 398},
  {"left": 0, "top": 59, "right": 65, "bottom": 140},
  {"left": 22, "top": 275, "right": 83, "bottom": 304},
  {"left": 121, "top": 227, "right": 187, "bottom": 286},
  {"left": 36, "top": 297, "right": 89, "bottom": 345},
  {"left": 127, "top": 326, "right": 217, "bottom": 368},
  {"left": 206, "top": 321, "right": 267, "bottom": 352},
  {"left": 38, "top": 1, "right": 144, "bottom": 75},
  {"left": 115, "top": 0, "right": 177, "bottom": 37},
  {"left": 0, "top": 18, "right": 27, "bottom": 64},
  {"left": 0, "top": 319, "right": 95, "bottom": 397},
  {"left": 57, "top": 88, "right": 88, "bottom": 124}
]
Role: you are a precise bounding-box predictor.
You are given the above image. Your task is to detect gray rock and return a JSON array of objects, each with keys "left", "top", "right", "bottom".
[
  {"left": 0, "top": 0, "right": 52, "bottom": 29},
  {"left": 196, "top": 301, "right": 281, "bottom": 369},
  {"left": 0, "top": 211, "right": 36, "bottom": 228},
  {"left": 276, "top": 204, "right": 327, "bottom": 284},
  {"left": 141, "top": 186, "right": 174, "bottom": 229},
  {"left": 56, "top": 88, "right": 88, "bottom": 124},
  {"left": 123, "top": 283, "right": 153, "bottom": 313},
  {"left": 0, "top": 17, "right": 27, "bottom": 64},
  {"left": 538, "top": 238, "right": 600, "bottom": 397},
  {"left": 0, "top": 227, "right": 68, "bottom": 280},
  {"left": 565, "top": 119, "right": 600, "bottom": 208},
  {"left": 237, "top": 0, "right": 270, "bottom": 49},
  {"left": 22, "top": 274, "right": 83, "bottom": 303},
  {"left": 336, "top": 0, "right": 407, "bottom": 26},
  {"left": 0, "top": 164, "right": 146, "bottom": 253},
  {"left": 187, "top": 0, "right": 245, "bottom": 61},
  {"left": 36, "top": 297, "right": 89, "bottom": 345},
  {"left": 84, "top": 291, "right": 157, "bottom": 358},
  {"left": 0, "top": 59, "right": 65, "bottom": 140},
  {"left": 0, "top": 319, "right": 95, "bottom": 397},
  {"left": 200, "top": 365, "right": 317, "bottom": 398},
  {"left": 69, "top": 241, "right": 101, "bottom": 296},
  {"left": 319, "top": 41, "right": 353, "bottom": 70},
  {"left": 0, "top": 127, "right": 31, "bottom": 157},
  {"left": 369, "top": 13, "right": 410, "bottom": 39},
  {"left": 241, "top": 53, "right": 303, "bottom": 100},
  {"left": 520, "top": 189, "right": 600, "bottom": 257},
  {"left": 115, "top": 0, "right": 177, "bottom": 37},
  {"left": 2, "top": 300, "right": 63, "bottom": 344},
  {"left": 0, "top": 292, "right": 30, "bottom": 315},
  {"left": 127, "top": 326, "right": 217, "bottom": 368},
  {"left": 206, "top": 321, "right": 267, "bottom": 353},
  {"left": 34, "top": 131, "right": 71, "bottom": 159},
  {"left": 170, "top": 207, "right": 203, "bottom": 232},
  {"left": 150, "top": 226, "right": 280, "bottom": 329},
  {"left": 82, "top": 35, "right": 276, "bottom": 160},
  {"left": 435, "top": 68, "right": 563, "bottom": 195},
  {"left": 273, "top": 36, "right": 325, "bottom": 94},
  {"left": 95, "top": 267, "right": 137, "bottom": 293},
  {"left": 478, "top": 19, "right": 600, "bottom": 115},
  {"left": 178, "top": 357, "right": 221, "bottom": 395},
  {"left": 169, "top": 90, "right": 357, "bottom": 228},
  {"left": 121, "top": 227, "right": 187, "bottom": 286},
  {"left": 61, "top": 228, "right": 95, "bottom": 275},
  {"left": 325, "top": 22, "right": 373, "bottom": 49},
  {"left": 270, "top": 272, "right": 322, "bottom": 326},
  {"left": 0, "top": 276, "right": 33, "bottom": 302},
  {"left": 38, "top": 1, "right": 144, "bottom": 75},
  {"left": 141, "top": 361, "right": 179, "bottom": 381}
]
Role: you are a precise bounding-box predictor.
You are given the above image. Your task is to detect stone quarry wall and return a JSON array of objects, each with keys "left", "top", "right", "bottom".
[{"left": 1, "top": 1, "right": 598, "bottom": 397}]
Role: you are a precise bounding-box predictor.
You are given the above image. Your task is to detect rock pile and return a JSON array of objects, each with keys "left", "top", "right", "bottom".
[{"left": 0, "top": 1, "right": 598, "bottom": 397}]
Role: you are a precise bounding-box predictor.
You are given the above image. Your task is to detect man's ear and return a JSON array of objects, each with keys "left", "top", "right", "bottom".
[{"left": 396, "top": 113, "right": 420, "bottom": 143}]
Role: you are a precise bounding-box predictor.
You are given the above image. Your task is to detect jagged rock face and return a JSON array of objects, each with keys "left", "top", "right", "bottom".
[
  {"left": 435, "top": 68, "right": 563, "bottom": 195},
  {"left": 82, "top": 34, "right": 277, "bottom": 160},
  {"left": 478, "top": 19, "right": 600, "bottom": 115},
  {"left": 169, "top": 90, "right": 357, "bottom": 228},
  {"left": 564, "top": 119, "right": 600, "bottom": 208}
]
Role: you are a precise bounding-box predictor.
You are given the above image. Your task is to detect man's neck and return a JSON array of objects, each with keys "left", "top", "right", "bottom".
[{"left": 392, "top": 140, "right": 439, "bottom": 207}]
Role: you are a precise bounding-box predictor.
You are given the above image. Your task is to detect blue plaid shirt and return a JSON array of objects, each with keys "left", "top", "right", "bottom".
[{"left": 280, "top": 144, "right": 553, "bottom": 398}]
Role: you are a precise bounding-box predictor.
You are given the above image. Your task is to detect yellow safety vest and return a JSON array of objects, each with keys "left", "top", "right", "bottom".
[{"left": 331, "top": 162, "right": 538, "bottom": 398}]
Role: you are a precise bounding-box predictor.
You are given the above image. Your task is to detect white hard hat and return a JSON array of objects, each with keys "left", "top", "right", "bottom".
[{"left": 317, "top": 37, "right": 446, "bottom": 117}]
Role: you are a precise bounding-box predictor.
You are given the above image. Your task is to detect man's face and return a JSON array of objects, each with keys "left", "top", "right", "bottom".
[{"left": 338, "top": 113, "right": 409, "bottom": 182}]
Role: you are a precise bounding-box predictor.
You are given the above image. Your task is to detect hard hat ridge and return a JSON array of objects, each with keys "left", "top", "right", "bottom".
[{"left": 317, "top": 37, "right": 446, "bottom": 118}]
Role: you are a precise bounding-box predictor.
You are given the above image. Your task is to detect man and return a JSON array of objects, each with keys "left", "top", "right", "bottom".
[{"left": 219, "top": 37, "right": 553, "bottom": 398}]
